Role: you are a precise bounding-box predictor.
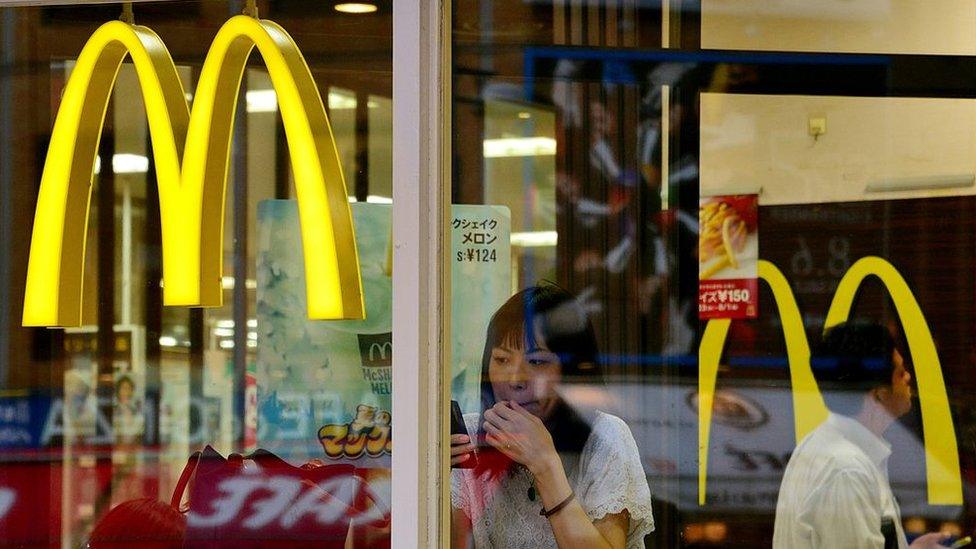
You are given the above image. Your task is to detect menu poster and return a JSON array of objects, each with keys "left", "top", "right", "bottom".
[
  {"left": 255, "top": 201, "right": 511, "bottom": 465},
  {"left": 699, "top": 194, "right": 759, "bottom": 320}
]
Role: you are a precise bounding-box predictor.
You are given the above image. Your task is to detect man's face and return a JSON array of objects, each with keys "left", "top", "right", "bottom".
[{"left": 881, "top": 349, "right": 913, "bottom": 418}]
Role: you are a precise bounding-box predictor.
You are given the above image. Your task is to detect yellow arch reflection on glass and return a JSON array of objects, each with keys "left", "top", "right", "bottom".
[
  {"left": 699, "top": 257, "right": 961, "bottom": 506},
  {"left": 825, "top": 256, "right": 961, "bottom": 505},
  {"left": 698, "top": 260, "right": 826, "bottom": 505},
  {"left": 22, "top": 15, "right": 364, "bottom": 327}
]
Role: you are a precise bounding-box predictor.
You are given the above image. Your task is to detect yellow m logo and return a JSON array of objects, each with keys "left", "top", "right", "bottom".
[
  {"left": 699, "top": 257, "right": 961, "bottom": 506},
  {"left": 23, "top": 15, "right": 364, "bottom": 327}
]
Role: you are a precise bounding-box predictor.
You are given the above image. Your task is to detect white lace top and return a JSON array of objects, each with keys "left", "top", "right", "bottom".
[{"left": 451, "top": 411, "right": 654, "bottom": 548}]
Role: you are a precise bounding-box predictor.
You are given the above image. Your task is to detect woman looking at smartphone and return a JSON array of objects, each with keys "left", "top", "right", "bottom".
[{"left": 450, "top": 285, "right": 654, "bottom": 549}]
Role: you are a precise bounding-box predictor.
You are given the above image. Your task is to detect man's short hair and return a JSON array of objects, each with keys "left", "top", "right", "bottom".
[{"left": 813, "top": 321, "right": 898, "bottom": 416}]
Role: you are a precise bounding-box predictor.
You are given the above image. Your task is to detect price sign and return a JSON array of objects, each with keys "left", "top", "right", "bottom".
[{"left": 699, "top": 194, "right": 760, "bottom": 319}]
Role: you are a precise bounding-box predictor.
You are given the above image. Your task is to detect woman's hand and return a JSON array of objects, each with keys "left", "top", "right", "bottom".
[
  {"left": 450, "top": 434, "right": 476, "bottom": 466},
  {"left": 482, "top": 401, "right": 559, "bottom": 475}
]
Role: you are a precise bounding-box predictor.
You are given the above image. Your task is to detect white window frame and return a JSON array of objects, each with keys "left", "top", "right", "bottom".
[{"left": 392, "top": 0, "right": 451, "bottom": 547}]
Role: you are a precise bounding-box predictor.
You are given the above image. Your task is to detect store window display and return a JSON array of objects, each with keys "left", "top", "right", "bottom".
[{"left": 0, "top": 0, "right": 393, "bottom": 546}]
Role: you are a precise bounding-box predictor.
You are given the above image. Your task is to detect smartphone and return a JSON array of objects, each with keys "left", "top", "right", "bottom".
[{"left": 450, "top": 400, "right": 477, "bottom": 469}]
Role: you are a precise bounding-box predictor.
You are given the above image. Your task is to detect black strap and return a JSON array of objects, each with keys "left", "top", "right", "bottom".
[{"left": 881, "top": 518, "right": 898, "bottom": 549}]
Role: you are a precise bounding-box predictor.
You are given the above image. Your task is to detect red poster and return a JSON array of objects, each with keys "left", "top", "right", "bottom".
[{"left": 699, "top": 194, "right": 759, "bottom": 319}]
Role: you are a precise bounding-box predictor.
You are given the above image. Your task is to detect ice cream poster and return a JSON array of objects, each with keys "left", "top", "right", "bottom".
[
  {"left": 256, "top": 200, "right": 510, "bottom": 465},
  {"left": 698, "top": 194, "right": 759, "bottom": 319}
]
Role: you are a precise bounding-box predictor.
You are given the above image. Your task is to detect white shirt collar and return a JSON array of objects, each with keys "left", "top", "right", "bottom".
[{"left": 826, "top": 412, "right": 892, "bottom": 466}]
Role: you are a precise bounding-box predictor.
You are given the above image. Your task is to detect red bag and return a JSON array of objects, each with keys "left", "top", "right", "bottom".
[
  {"left": 88, "top": 497, "right": 186, "bottom": 548},
  {"left": 176, "top": 446, "right": 389, "bottom": 548}
]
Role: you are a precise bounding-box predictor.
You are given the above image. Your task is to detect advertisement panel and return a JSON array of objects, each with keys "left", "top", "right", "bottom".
[
  {"left": 255, "top": 201, "right": 511, "bottom": 466},
  {"left": 699, "top": 194, "right": 759, "bottom": 320}
]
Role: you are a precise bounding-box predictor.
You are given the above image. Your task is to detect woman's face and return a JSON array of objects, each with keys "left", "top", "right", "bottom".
[
  {"left": 488, "top": 336, "right": 562, "bottom": 422},
  {"left": 117, "top": 381, "right": 133, "bottom": 404}
]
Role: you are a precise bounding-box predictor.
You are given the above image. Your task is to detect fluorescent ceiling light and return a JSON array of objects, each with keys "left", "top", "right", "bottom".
[
  {"left": 215, "top": 319, "right": 258, "bottom": 330},
  {"left": 159, "top": 336, "right": 178, "bottom": 347},
  {"left": 93, "top": 154, "right": 150, "bottom": 174},
  {"left": 213, "top": 328, "right": 234, "bottom": 337},
  {"left": 483, "top": 137, "right": 557, "bottom": 158},
  {"left": 328, "top": 91, "right": 357, "bottom": 110},
  {"left": 511, "top": 230, "right": 557, "bottom": 247},
  {"left": 246, "top": 89, "right": 278, "bottom": 113},
  {"left": 327, "top": 92, "right": 380, "bottom": 110},
  {"left": 219, "top": 340, "right": 235, "bottom": 349},
  {"left": 366, "top": 195, "right": 393, "bottom": 204},
  {"left": 335, "top": 2, "right": 377, "bottom": 13},
  {"left": 865, "top": 174, "right": 975, "bottom": 193},
  {"left": 221, "top": 276, "right": 257, "bottom": 290}
]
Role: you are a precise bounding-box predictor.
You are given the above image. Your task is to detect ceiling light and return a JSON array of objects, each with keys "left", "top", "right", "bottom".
[
  {"left": 335, "top": 2, "right": 377, "bottom": 13},
  {"left": 864, "top": 174, "right": 975, "bottom": 193},
  {"left": 511, "top": 231, "right": 557, "bottom": 247},
  {"left": 93, "top": 154, "right": 150, "bottom": 174},
  {"left": 246, "top": 89, "right": 277, "bottom": 113},
  {"left": 220, "top": 276, "right": 257, "bottom": 290},
  {"left": 366, "top": 195, "right": 392, "bottom": 204},
  {"left": 483, "top": 137, "right": 556, "bottom": 158},
  {"left": 328, "top": 91, "right": 357, "bottom": 110}
]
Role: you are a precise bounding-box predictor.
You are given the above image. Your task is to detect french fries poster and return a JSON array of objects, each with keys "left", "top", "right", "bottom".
[{"left": 699, "top": 194, "right": 759, "bottom": 319}]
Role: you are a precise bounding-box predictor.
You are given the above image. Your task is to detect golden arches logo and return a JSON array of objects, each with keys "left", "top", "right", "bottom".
[
  {"left": 23, "top": 15, "right": 364, "bottom": 327},
  {"left": 698, "top": 257, "right": 961, "bottom": 506}
]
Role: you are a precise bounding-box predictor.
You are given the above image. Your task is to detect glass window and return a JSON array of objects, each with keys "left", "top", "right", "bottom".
[
  {"left": 448, "top": 0, "right": 976, "bottom": 547},
  {"left": 0, "top": 1, "right": 392, "bottom": 546}
]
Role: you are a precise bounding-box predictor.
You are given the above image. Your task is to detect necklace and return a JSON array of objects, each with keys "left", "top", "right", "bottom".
[{"left": 510, "top": 465, "right": 538, "bottom": 501}]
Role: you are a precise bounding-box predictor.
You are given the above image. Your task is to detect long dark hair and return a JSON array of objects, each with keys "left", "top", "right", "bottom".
[{"left": 476, "top": 285, "right": 603, "bottom": 473}]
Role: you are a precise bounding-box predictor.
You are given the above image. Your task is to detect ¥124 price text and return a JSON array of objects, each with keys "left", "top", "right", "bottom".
[{"left": 457, "top": 248, "right": 497, "bottom": 263}]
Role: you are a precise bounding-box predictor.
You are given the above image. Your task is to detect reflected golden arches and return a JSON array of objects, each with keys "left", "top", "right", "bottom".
[
  {"left": 825, "top": 256, "right": 961, "bottom": 505},
  {"left": 698, "top": 256, "right": 962, "bottom": 506},
  {"left": 698, "top": 260, "right": 827, "bottom": 505},
  {"left": 23, "top": 15, "right": 364, "bottom": 327}
]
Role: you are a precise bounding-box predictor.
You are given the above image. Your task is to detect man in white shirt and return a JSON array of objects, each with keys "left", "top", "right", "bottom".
[{"left": 773, "top": 322, "right": 950, "bottom": 549}]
